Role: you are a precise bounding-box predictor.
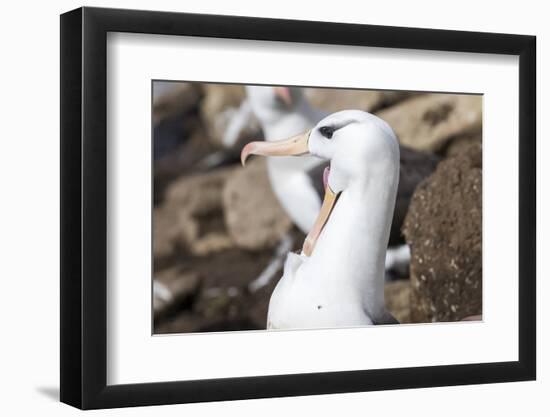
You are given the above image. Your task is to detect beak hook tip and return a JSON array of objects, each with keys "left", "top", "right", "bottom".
[{"left": 240, "top": 143, "right": 253, "bottom": 166}]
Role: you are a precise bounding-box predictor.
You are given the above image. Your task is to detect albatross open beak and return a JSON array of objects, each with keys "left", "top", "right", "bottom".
[
  {"left": 240, "top": 130, "right": 311, "bottom": 166},
  {"left": 240, "top": 130, "right": 338, "bottom": 257},
  {"left": 302, "top": 182, "right": 338, "bottom": 256}
]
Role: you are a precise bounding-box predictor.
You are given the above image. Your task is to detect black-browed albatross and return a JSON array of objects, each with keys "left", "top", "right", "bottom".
[{"left": 242, "top": 110, "right": 400, "bottom": 329}]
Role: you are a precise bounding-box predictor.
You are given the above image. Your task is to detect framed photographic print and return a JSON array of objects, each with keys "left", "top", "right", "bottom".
[{"left": 60, "top": 6, "right": 536, "bottom": 409}]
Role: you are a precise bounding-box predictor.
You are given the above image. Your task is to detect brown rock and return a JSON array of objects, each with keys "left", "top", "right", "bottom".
[
  {"left": 153, "top": 82, "right": 203, "bottom": 125},
  {"left": 154, "top": 126, "right": 220, "bottom": 204},
  {"left": 202, "top": 84, "right": 245, "bottom": 113},
  {"left": 154, "top": 246, "right": 276, "bottom": 333},
  {"left": 403, "top": 152, "right": 482, "bottom": 322},
  {"left": 166, "top": 167, "right": 231, "bottom": 212},
  {"left": 156, "top": 166, "right": 238, "bottom": 258},
  {"left": 153, "top": 268, "right": 201, "bottom": 319},
  {"left": 223, "top": 158, "right": 293, "bottom": 250},
  {"left": 391, "top": 145, "right": 440, "bottom": 245},
  {"left": 155, "top": 313, "right": 260, "bottom": 334},
  {"left": 385, "top": 280, "right": 411, "bottom": 324},
  {"left": 305, "top": 88, "right": 412, "bottom": 113},
  {"left": 153, "top": 205, "right": 180, "bottom": 270},
  {"left": 200, "top": 84, "right": 262, "bottom": 148},
  {"left": 377, "top": 93, "right": 482, "bottom": 152},
  {"left": 444, "top": 131, "right": 482, "bottom": 160},
  {"left": 462, "top": 315, "right": 482, "bottom": 321}
]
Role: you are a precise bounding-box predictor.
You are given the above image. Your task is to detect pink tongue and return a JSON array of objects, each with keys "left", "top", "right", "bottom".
[{"left": 323, "top": 166, "right": 330, "bottom": 189}]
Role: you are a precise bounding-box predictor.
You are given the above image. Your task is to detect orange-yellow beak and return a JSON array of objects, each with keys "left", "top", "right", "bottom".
[
  {"left": 240, "top": 130, "right": 339, "bottom": 257},
  {"left": 240, "top": 130, "right": 310, "bottom": 166},
  {"left": 302, "top": 184, "right": 338, "bottom": 256}
]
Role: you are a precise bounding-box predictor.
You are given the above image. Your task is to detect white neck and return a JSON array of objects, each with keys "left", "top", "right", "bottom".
[{"left": 302, "top": 166, "right": 399, "bottom": 317}]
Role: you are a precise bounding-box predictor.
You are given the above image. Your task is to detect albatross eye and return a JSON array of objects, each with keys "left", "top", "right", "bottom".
[{"left": 319, "top": 126, "right": 335, "bottom": 139}]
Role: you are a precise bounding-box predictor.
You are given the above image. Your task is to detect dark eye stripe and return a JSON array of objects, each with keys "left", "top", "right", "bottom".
[
  {"left": 319, "top": 119, "right": 358, "bottom": 139},
  {"left": 319, "top": 126, "right": 335, "bottom": 139}
]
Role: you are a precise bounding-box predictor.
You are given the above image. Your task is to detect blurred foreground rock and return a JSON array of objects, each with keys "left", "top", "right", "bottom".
[
  {"left": 154, "top": 126, "right": 219, "bottom": 203},
  {"left": 223, "top": 158, "right": 293, "bottom": 250},
  {"left": 153, "top": 268, "right": 201, "bottom": 319},
  {"left": 403, "top": 147, "right": 482, "bottom": 322},
  {"left": 378, "top": 94, "right": 482, "bottom": 152},
  {"left": 168, "top": 167, "right": 237, "bottom": 255},
  {"left": 154, "top": 247, "right": 277, "bottom": 333},
  {"left": 154, "top": 166, "right": 238, "bottom": 270},
  {"left": 153, "top": 204, "right": 180, "bottom": 270}
]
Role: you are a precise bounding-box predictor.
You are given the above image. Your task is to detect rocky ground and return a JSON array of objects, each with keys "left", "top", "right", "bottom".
[{"left": 152, "top": 82, "right": 483, "bottom": 333}]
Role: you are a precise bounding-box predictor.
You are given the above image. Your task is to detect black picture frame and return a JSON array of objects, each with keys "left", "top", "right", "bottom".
[{"left": 60, "top": 6, "right": 536, "bottom": 410}]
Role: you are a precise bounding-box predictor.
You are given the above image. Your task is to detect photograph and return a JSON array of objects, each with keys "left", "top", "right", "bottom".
[{"left": 152, "top": 81, "right": 483, "bottom": 334}]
